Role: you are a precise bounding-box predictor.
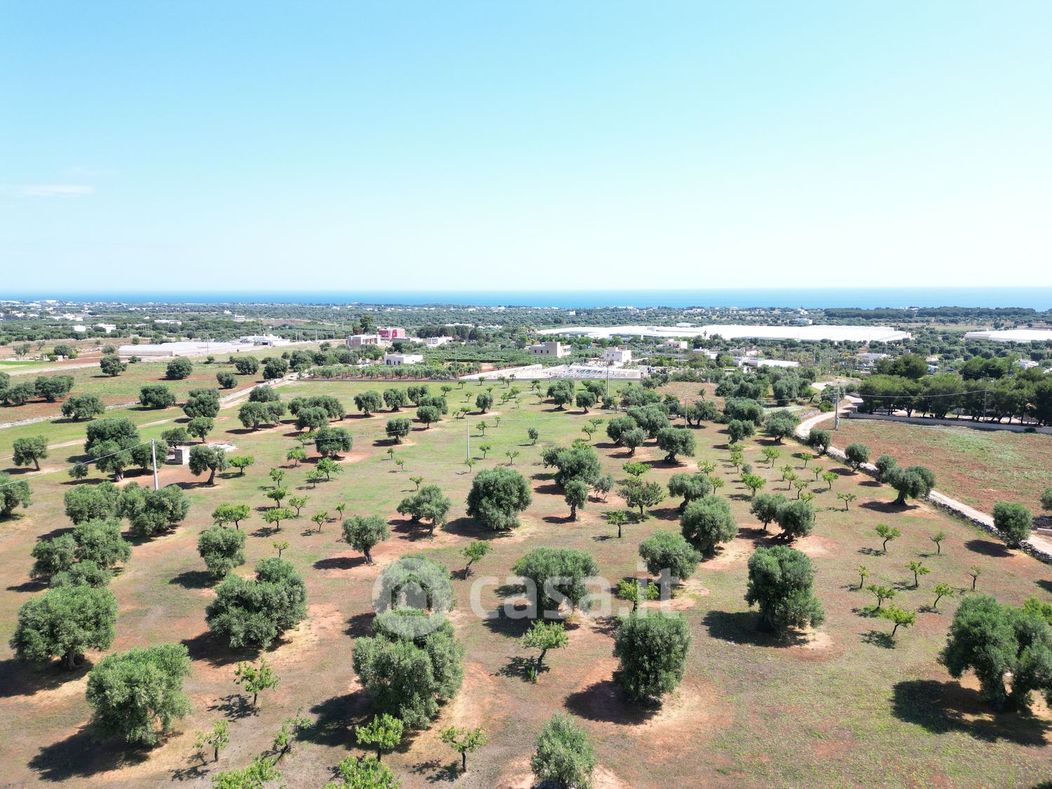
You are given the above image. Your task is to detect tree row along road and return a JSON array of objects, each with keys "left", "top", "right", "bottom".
[{"left": 794, "top": 399, "right": 1052, "bottom": 560}]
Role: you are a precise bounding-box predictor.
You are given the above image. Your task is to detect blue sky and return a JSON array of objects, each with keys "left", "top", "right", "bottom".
[{"left": 1, "top": 1, "right": 1050, "bottom": 294}]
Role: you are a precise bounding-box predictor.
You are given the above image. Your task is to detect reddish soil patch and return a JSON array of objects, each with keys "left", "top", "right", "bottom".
[
  {"left": 565, "top": 658, "right": 732, "bottom": 753},
  {"left": 698, "top": 537, "right": 753, "bottom": 569}
]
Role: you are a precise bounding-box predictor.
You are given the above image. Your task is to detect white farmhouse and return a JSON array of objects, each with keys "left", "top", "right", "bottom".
[
  {"left": 527, "top": 341, "right": 571, "bottom": 358},
  {"left": 602, "top": 347, "right": 633, "bottom": 365},
  {"left": 384, "top": 352, "right": 424, "bottom": 366}
]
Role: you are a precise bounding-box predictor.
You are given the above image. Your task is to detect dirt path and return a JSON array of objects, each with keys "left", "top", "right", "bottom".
[{"left": 795, "top": 398, "right": 1052, "bottom": 561}]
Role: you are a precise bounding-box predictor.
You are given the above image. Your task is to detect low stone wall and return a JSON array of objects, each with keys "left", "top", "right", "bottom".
[
  {"left": 846, "top": 411, "right": 1052, "bottom": 435},
  {"left": 793, "top": 421, "right": 1052, "bottom": 565}
]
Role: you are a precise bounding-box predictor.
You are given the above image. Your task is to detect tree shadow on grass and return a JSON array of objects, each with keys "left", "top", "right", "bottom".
[
  {"left": 314, "top": 556, "right": 366, "bottom": 571},
  {"left": 304, "top": 690, "right": 372, "bottom": 748},
  {"left": 7, "top": 578, "right": 47, "bottom": 593},
  {"left": 0, "top": 657, "right": 88, "bottom": 698},
  {"left": 702, "top": 610, "right": 809, "bottom": 647},
  {"left": 964, "top": 539, "right": 1010, "bottom": 558},
  {"left": 169, "top": 570, "right": 213, "bottom": 589},
  {"left": 481, "top": 607, "right": 532, "bottom": 639},
  {"left": 442, "top": 517, "right": 496, "bottom": 540},
  {"left": 346, "top": 611, "right": 374, "bottom": 637},
  {"left": 169, "top": 761, "right": 210, "bottom": 782},
  {"left": 392, "top": 519, "right": 435, "bottom": 542},
  {"left": 410, "top": 758, "right": 461, "bottom": 784},
  {"left": 857, "top": 547, "right": 884, "bottom": 556},
  {"left": 860, "top": 629, "right": 895, "bottom": 648},
  {"left": 181, "top": 630, "right": 252, "bottom": 668},
  {"left": 565, "top": 679, "right": 661, "bottom": 725},
  {"left": 498, "top": 655, "right": 539, "bottom": 681},
  {"left": 1037, "top": 579, "right": 1052, "bottom": 594},
  {"left": 891, "top": 679, "right": 1050, "bottom": 746},
  {"left": 860, "top": 500, "right": 914, "bottom": 514},
  {"left": 208, "top": 693, "right": 255, "bottom": 720},
  {"left": 29, "top": 726, "right": 149, "bottom": 781}
]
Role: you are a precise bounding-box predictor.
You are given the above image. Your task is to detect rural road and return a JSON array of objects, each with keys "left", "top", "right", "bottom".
[{"left": 795, "top": 399, "right": 1052, "bottom": 559}]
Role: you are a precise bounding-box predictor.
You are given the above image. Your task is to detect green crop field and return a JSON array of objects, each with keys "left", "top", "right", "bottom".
[{"left": 0, "top": 377, "right": 1049, "bottom": 787}]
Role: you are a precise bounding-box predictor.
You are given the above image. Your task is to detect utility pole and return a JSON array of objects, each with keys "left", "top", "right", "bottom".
[
  {"left": 466, "top": 422, "right": 471, "bottom": 464},
  {"left": 833, "top": 387, "right": 841, "bottom": 430},
  {"left": 150, "top": 439, "right": 160, "bottom": 490}
]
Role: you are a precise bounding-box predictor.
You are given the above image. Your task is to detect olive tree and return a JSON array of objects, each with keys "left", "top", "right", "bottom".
[
  {"left": 844, "top": 443, "right": 871, "bottom": 471},
  {"left": 941, "top": 595, "right": 1052, "bottom": 711},
  {"left": 198, "top": 525, "right": 247, "bottom": 579},
  {"left": 512, "top": 548, "right": 598, "bottom": 616},
  {"left": 61, "top": 393, "right": 105, "bottom": 421},
  {"left": 655, "top": 427, "right": 696, "bottom": 463},
  {"left": 12, "top": 435, "right": 48, "bottom": 470},
  {"left": 638, "top": 531, "right": 700, "bottom": 583},
  {"left": 886, "top": 465, "right": 935, "bottom": 505},
  {"left": 0, "top": 473, "right": 31, "bottom": 518},
  {"left": 775, "top": 499, "right": 816, "bottom": 540},
  {"left": 165, "top": 357, "right": 193, "bottom": 380},
  {"left": 466, "top": 467, "right": 531, "bottom": 531},
  {"left": 613, "top": 612, "right": 691, "bottom": 702},
  {"left": 680, "top": 496, "right": 736, "bottom": 555},
  {"left": 206, "top": 558, "right": 307, "bottom": 648},
  {"left": 140, "top": 384, "right": 178, "bottom": 409},
  {"left": 531, "top": 714, "right": 595, "bottom": 789},
  {"left": 10, "top": 585, "right": 117, "bottom": 669},
  {"left": 745, "top": 545, "right": 824, "bottom": 635},
  {"left": 86, "top": 643, "right": 191, "bottom": 745},
  {"left": 188, "top": 445, "right": 228, "bottom": 485},
  {"left": 342, "top": 515, "right": 391, "bottom": 564},
  {"left": 352, "top": 608, "right": 464, "bottom": 729}
]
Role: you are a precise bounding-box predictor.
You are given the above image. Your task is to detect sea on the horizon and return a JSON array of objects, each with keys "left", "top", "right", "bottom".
[{"left": 8, "top": 287, "right": 1052, "bottom": 311}]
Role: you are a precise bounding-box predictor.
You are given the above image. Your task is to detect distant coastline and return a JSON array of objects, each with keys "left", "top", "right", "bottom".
[{"left": 5, "top": 287, "right": 1052, "bottom": 311}]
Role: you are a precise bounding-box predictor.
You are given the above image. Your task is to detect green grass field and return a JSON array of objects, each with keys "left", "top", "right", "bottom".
[{"left": 0, "top": 378, "right": 1049, "bottom": 787}]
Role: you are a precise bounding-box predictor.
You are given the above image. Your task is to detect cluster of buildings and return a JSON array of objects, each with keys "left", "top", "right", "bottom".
[
  {"left": 345, "top": 326, "right": 457, "bottom": 366},
  {"left": 117, "top": 335, "right": 292, "bottom": 358}
]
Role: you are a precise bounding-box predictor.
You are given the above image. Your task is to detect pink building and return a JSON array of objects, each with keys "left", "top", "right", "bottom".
[{"left": 378, "top": 327, "right": 406, "bottom": 340}]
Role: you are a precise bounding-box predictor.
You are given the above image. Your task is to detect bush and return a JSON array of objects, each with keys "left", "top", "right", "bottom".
[
  {"left": 198, "top": 525, "right": 247, "bottom": 579},
  {"left": 531, "top": 714, "right": 595, "bottom": 789},
  {"left": 165, "top": 357, "right": 193, "bottom": 380},
  {"left": 992, "top": 502, "right": 1033, "bottom": 548},
  {"left": 844, "top": 443, "right": 870, "bottom": 470}
]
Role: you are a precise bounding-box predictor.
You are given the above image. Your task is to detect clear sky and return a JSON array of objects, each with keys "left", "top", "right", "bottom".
[{"left": 1, "top": 1, "right": 1050, "bottom": 294}]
